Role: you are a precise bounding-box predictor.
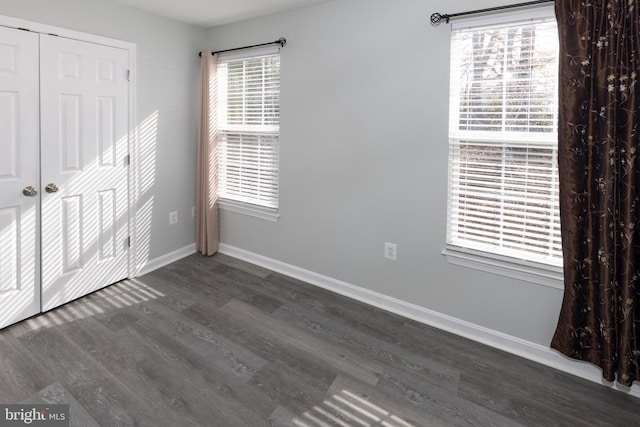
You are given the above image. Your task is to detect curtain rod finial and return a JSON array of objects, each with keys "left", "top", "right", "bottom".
[
  {"left": 430, "top": 12, "right": 449, "bottom": 26},
  {"left": 278, "top": 37, "right": 287, "bottom": 48}
]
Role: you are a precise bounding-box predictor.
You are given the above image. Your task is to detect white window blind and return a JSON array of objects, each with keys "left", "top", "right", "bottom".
[
  {"left": 217, "top": 46, "right": 280, "bottom": 210},
  {"left": 447, "top": 13, "right": 562, "bottom": 267}
]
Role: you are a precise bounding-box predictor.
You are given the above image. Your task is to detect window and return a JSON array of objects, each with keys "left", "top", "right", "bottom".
[
  {"left": 216, "top": 46, "right": 280, "bottom": 219},
  {"left": 445, "top": 11, "right": 562, "bottom": 280}
]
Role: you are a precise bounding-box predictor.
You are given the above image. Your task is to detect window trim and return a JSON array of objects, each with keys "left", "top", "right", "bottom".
[
  {"left": 444, "top": 6, "right": 563, "bottom": 286},
  {"left": 450, "top": 5, "right": 554, "bottom": 30},
  {"left": 218, "top": 198, "right": 280, "bottom": 222},
  {"left": 443, "top": 244, "right": 563, "bottom": 289}
]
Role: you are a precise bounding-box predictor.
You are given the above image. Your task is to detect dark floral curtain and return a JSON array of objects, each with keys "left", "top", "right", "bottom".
[{"left": 552, "top": 0, "right": 640, "bottom": 386}]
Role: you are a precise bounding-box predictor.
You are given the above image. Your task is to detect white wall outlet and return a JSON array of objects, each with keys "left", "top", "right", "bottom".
[
  {"left": 384, "top": 242, "right": 397, "bottom": 261},
  {"left": 192, "top": 206, "right": 196, "bottom": 218},
  {"left": 169, "top": 211, "right": 178, "bottom": 225}
]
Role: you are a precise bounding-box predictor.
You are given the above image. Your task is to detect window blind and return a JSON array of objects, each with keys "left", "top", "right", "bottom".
[
  {"left": 217, "top": 48, "right": 280, "bottom": 209},
  {"left": 447, "top": 14, "right": 562, "bottom": 266}
]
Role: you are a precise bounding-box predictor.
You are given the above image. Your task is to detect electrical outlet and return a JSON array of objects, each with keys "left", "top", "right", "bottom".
[
  {"left": 169, "top": 211, "right": 178, "bottom": 225},
  {"left": 384, "top": 242, "right": 397, "bottom": 261},
  {"left": 192, "top": 206, "right": 196, "bottom": 218}
]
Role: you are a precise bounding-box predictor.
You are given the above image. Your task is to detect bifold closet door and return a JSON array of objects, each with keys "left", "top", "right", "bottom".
[
  {"left": 0, "top": 26, "right": 41, "bottom": 329},
  {"left": 40, "top": 34, "right": 130, "bottom": 312}
]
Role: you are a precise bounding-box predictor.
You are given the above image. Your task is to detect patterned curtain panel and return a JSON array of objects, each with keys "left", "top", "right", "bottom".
[{"left": 552, "top": 1, "right": 640, "bottom": 386}]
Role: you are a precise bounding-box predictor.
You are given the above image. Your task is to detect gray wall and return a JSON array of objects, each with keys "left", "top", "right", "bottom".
[
  {"left": 0, "top": 0, "right": 205, "bottom": 269},
  {"left": 206, "top": 0, "right": 564, "bottom": 347},
  {"left": 0, "top": 0, "right": 565, "bottom": 348}
]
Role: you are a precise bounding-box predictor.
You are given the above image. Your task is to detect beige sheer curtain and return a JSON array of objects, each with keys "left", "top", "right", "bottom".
[{"left": 196, "top": 50, "right": 219, "bottom": 256}]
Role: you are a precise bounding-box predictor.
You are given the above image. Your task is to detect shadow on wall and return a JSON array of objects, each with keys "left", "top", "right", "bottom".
[
  {"left": 135, "top": 110, "right": 159, "bottom": 271},
  {"left": 0, "top": 110, "right": 159, "bottom": 328}
]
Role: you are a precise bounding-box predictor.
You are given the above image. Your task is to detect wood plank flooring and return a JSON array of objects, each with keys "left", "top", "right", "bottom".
[{"left": 1, "top": 252, "right": 639, "bottom": 426}]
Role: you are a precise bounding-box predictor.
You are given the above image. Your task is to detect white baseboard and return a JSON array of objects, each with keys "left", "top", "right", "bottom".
[
  {"left": 137, "top": 243, "right": 196, "bottom": 276},
  {"left": 219, "top": 243, "right": 640, "bottom": 398}
]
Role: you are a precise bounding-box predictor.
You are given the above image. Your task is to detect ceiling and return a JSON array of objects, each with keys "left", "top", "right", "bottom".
[{"left": 113, "top": 0, "right": 333, "bottom": 28}]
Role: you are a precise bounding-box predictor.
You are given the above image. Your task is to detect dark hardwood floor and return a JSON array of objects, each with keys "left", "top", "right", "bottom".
[{"left": 1, "top": 253, "right": 638, "bottom": 426}]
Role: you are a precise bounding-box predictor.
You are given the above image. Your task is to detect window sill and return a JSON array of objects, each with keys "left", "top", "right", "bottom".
[
  {"left": 218, "top": 199, "right": 279, "bottom": 222},
  {"left": 442, "top": 244, "right": 563, "bottom": 290}
]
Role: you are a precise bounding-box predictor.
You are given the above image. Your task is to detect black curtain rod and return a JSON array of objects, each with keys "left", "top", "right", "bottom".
[
  {"left": 430, "top": 0, "right": 553, "bottom": 25},
  {"left": 198, "top": 37, "right": 287, "bottom": 57}
]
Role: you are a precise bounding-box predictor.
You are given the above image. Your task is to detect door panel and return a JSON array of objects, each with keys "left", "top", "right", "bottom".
[
  {"left": 0, "top": 26, "right": 40, "bottom": 329},
  {"left": 40, "top": 35, "right": 129, "bottom": 311},
  {"left": 0, "top": 207, "right": 19, "bottom": 292},
  {"left": 0, "top": 92, "right": 18, "bottom": 178},
  {"left": 59, "top": 94, "right": 83, "bottom": 171}
]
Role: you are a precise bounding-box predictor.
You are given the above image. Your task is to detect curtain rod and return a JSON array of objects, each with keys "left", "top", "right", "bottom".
[
  {"left": 430, "top": 0, "right": 553, "bottom": 25},
  {"left": 198, "top": 37, "right": 287, "bottom": 57}
]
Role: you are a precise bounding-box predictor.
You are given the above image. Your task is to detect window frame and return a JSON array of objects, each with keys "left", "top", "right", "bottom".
[
  {"left": 443, "top": 6, "right": 563, "bottom": 288},
  {"left": 216, "top": 45, "right": 281, "bottom": 221}
]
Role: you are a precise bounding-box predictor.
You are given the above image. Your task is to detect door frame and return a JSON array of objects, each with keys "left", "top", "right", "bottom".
[{"left": 0, "top": 14, "right": 138, "bottom": 282}]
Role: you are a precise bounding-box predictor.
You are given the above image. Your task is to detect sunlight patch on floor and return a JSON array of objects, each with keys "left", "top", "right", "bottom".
[
  {"left": 12, "top": 278, "right": 163, "bottom": 334},
  {"left": 299, "top": 388, "right": 415, "bottom": 427}
]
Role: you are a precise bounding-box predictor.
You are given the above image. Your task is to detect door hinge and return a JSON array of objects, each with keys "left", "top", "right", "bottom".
[
  {"left": 126, "top": 154, "right": 131, "bottom": 165},
  {"left": 127, "top": 236, "right": 131, "bottom": 248},
  {"left": 127, "top": 70, "right": 131, "bottom": 81}
]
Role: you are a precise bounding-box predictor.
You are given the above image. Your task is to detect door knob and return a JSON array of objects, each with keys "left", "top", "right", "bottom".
[
  {"left": 22, "top": 186, "right": 38, "bottom": 197},
  {"left": 45, "top": 183, "right": 59, "bottom": 193}
]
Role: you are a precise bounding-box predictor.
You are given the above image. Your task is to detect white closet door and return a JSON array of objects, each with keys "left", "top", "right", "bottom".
[
  {"left": 0, "top": 27, "right": 40, "bottom": 329},
  {"left": 40, "top": 34, "right": 130, "bottom": 311}
]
